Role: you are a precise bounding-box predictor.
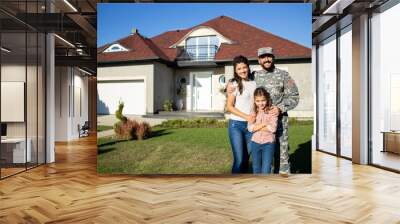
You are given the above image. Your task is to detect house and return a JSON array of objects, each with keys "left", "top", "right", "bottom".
[{"left": 97, "top": 16, "right": 312, "bottom": 118}]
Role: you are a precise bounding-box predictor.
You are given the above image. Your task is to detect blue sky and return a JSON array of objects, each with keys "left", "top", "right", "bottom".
[{"left": 97, "top": 3, "right": 311, "bottom": 48}]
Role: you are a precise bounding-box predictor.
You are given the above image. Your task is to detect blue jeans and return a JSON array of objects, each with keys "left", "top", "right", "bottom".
[
  {"left": 250, "top": 141, "right": 275, "bottom": 174},
  {"left": 228, "top": 119, "right": 252, "bottom": 174}
]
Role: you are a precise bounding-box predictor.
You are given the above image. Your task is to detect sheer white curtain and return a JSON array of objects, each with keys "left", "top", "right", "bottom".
[
  {"left": 317, "top": 35, "right": 337, "bottom": 154},
  {"left": 339, "top": 26, "right": 352, "bottom": 158}
]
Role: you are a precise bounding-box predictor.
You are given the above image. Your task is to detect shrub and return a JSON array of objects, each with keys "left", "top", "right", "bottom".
[
  {"left": 163, "top": 100, "right": 173, "bottom": 112},
  {"left": 288, "top": 117, "right": 313, "bottom": 126},
  {"left": 97, "top": 125, "right": 113, "bottom": 132},
  {"left": 114, "top": 119, "right": 152, "bottom": 141},
  {"left": 157, "top": 118, "right": 228, "bottom": 128},
  {"left": 113, "top": 121, "right": 123, "bottom": 137},
  {"left": 114, "top": 119, "right": 139, "bottom": 140},
  {"left": 115, "top": 100, "right": 127, "bottom": 122},
  {"left": 136, "top": 122, "right": 151, "bottom": 140},
  {"left": 155, "top": 118, "right": 312, "bottom": 129}
]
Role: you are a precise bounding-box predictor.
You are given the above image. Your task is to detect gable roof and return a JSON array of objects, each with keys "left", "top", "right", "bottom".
[
  {"left": 98, "top": 15, "right": 311, "bottom": 64},
  {"left": 97, "top": 32, "right": 169, "bottom": 63},
  {"left": 202, "top": 16, "right": 311, "bottom": 60}
]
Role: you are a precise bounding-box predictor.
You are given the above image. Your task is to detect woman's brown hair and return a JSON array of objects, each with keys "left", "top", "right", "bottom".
[
  {"left": 230, "top": 55, "right": 251, "bottom": 95},
  {"left": 253, "top": 87, "right": 272, "bottom": 115}
]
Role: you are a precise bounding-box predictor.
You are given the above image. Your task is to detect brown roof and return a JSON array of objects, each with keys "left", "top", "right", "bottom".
[
  {"left": 98, "top": 15, "right": 311, "bottom": 64},
  {"left": 97, "top": 33, "right": 169, "bottom": 63}
]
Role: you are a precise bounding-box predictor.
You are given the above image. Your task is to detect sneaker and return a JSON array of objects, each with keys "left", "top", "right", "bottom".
[
  {"left": 279, "top": 164, "right": 290, "bottom": 177},
  {"left": 279, "top": 170, "right": 289, "bottom": 177}
]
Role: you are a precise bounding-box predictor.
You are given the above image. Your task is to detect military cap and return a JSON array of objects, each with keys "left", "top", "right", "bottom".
[{"left": 258, "top": 47, "right": 274, "bottom": 57}]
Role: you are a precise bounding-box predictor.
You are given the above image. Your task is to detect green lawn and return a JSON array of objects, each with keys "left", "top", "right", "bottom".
[
  {"left": 97, "top": 124, "right": 313, "bottom": 174},
  {"left": 97, "top": 125, "right": 113, "bottom": 132}
]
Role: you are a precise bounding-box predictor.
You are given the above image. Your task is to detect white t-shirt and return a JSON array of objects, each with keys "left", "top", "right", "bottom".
[{"left": 228, "top": 80, "right": 257, "bottom": 121}]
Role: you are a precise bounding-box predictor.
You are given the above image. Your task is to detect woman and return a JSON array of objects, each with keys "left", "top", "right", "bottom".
[{"left": 226, "top": 55, "right": 256, "bottom": 173}]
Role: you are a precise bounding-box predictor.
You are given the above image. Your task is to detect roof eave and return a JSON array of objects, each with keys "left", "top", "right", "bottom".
[
  {"left": 215, "top": 56, "right": 311, "bottom": 63},
  {"left": 98, "top": 57, "right": 174, "bottom": 66}
]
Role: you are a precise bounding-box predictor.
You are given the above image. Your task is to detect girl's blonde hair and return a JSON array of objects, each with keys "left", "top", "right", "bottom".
[{"left": 253, "top": 87, "right": 272, "bottom": 115}]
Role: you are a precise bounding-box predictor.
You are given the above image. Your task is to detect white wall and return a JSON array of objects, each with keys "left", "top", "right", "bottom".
[
  {"left": 1, "top": 65, "right": 30, "bottom": 138},
  {"left": 1, "top": 62, "right": 46, "bottom": 164},
  {"left": 1, "top": 65, "right": 25, "bottom": 126},
  {"left": 153, "top": 62, "right": 174, "bottom": 112},
  {"left": 71, "top": 72, "right": 89, "bottom": 138},
  {"left": 55, "top": 66, "right": 68, "bottom": 141},
  {"left": 55, "top": 67, "right": 89, "bottom": 141},
  {"left": 211, "top": 67, "right": 227, "bottom": 111},
  {"left": 174, "top": 69, "right": 192, "bottom": 111},
  {"left": 0, "top": 63, "right": 26, "bottom": 162}
]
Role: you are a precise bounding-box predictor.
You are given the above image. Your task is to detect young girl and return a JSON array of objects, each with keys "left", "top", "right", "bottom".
[{"left": 247, "top": 87, "right": 278, "bottom": 174}]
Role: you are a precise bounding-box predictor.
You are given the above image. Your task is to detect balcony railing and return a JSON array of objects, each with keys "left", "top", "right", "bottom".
[{"left": 177, "top": 45, "right": 218, "bottom": 62}]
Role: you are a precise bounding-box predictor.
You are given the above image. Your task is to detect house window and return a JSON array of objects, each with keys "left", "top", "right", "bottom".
[
  {"left": 317, "top": 34, "right": 337, "bottom": 155},
  {"left": 339, "top": 25, "right": 352, "bottom": 159},
  {"left": 370, "top": 3, "right": 400, "bottom": 171},
  {"left": 185, "top": 36, "right": 219, "bottom": 61},
  {"left": 104, "top": 44, "right": 128, "bottom": 53},
  {"left": 218, "top": 75, "right": 226, "bottom": 85}
]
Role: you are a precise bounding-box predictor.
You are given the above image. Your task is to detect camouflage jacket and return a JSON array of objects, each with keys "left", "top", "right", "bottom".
[{"left": 253, "top": 68, "right": 299, "bottom": 114}]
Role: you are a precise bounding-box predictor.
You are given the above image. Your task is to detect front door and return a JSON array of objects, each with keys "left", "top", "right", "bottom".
[{"left": 193, "top": 73, "right": 212, "bottom": 111}]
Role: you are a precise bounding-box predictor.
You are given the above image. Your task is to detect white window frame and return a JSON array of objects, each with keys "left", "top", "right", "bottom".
[
  {"left": 103, "top": 44, "right": 129, "bottom": 53},
  {"left": 185, "top": 36, "right": 218, "bottom": 61}
]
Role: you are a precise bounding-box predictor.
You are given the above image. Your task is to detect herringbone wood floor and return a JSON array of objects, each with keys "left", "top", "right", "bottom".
[{"left": 1, "top": 135, "right": 400, "bottom": 223}]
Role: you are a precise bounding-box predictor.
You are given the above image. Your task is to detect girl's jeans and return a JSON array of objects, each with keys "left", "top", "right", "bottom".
[{"left": 250, "top": 141, "right": 275, "bottom": 174}]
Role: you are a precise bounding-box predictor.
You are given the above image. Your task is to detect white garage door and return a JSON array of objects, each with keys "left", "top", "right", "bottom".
[{"left": 97, "top": 80, "right": 146, "bottom": 115}]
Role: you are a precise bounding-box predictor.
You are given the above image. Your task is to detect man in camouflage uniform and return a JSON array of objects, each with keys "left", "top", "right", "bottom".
[{"left": 253, "top": 47, "right": 299, "bottom": 176}]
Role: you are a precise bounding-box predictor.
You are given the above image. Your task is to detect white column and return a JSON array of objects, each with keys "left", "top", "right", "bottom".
[
  {"left": 46, "top": 33, "right": 55, "bottom": 163},
  {"left": 352, "top": 14, "right": 369, "bottom": 164},
  {"left": 187, "top": 73, "right": 193, "bottom": 112},
  {"left": 146, "top": 65, "right": 154, "bottom": 114},
  {"left": 45, "top": 0, "right": 56, "bottom": 163},
  {"left": 312, "top": 45, "right": 317, "bottom": 151}
]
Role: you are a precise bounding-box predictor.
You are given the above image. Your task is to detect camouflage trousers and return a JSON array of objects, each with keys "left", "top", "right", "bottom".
[{"left": 273, "top": 115, "right": 290, "bottom": 173}]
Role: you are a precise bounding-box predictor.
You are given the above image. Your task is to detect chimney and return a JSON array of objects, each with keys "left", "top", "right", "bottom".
[{"left": 131, "top": 28, "right": 138, "bottom": 35}]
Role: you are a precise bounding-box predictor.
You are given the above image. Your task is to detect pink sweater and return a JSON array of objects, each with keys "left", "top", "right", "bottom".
[{"left": 247, "top": 110, "right": 278, "bottom": 144}]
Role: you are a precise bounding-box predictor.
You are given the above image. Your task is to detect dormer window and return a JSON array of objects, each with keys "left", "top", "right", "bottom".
[
  {"left": 103, "top": 43, "right": 128, "bottom": 53},
  {"left": 185, "top": 35, "right": 219, "bottom": 61}
]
